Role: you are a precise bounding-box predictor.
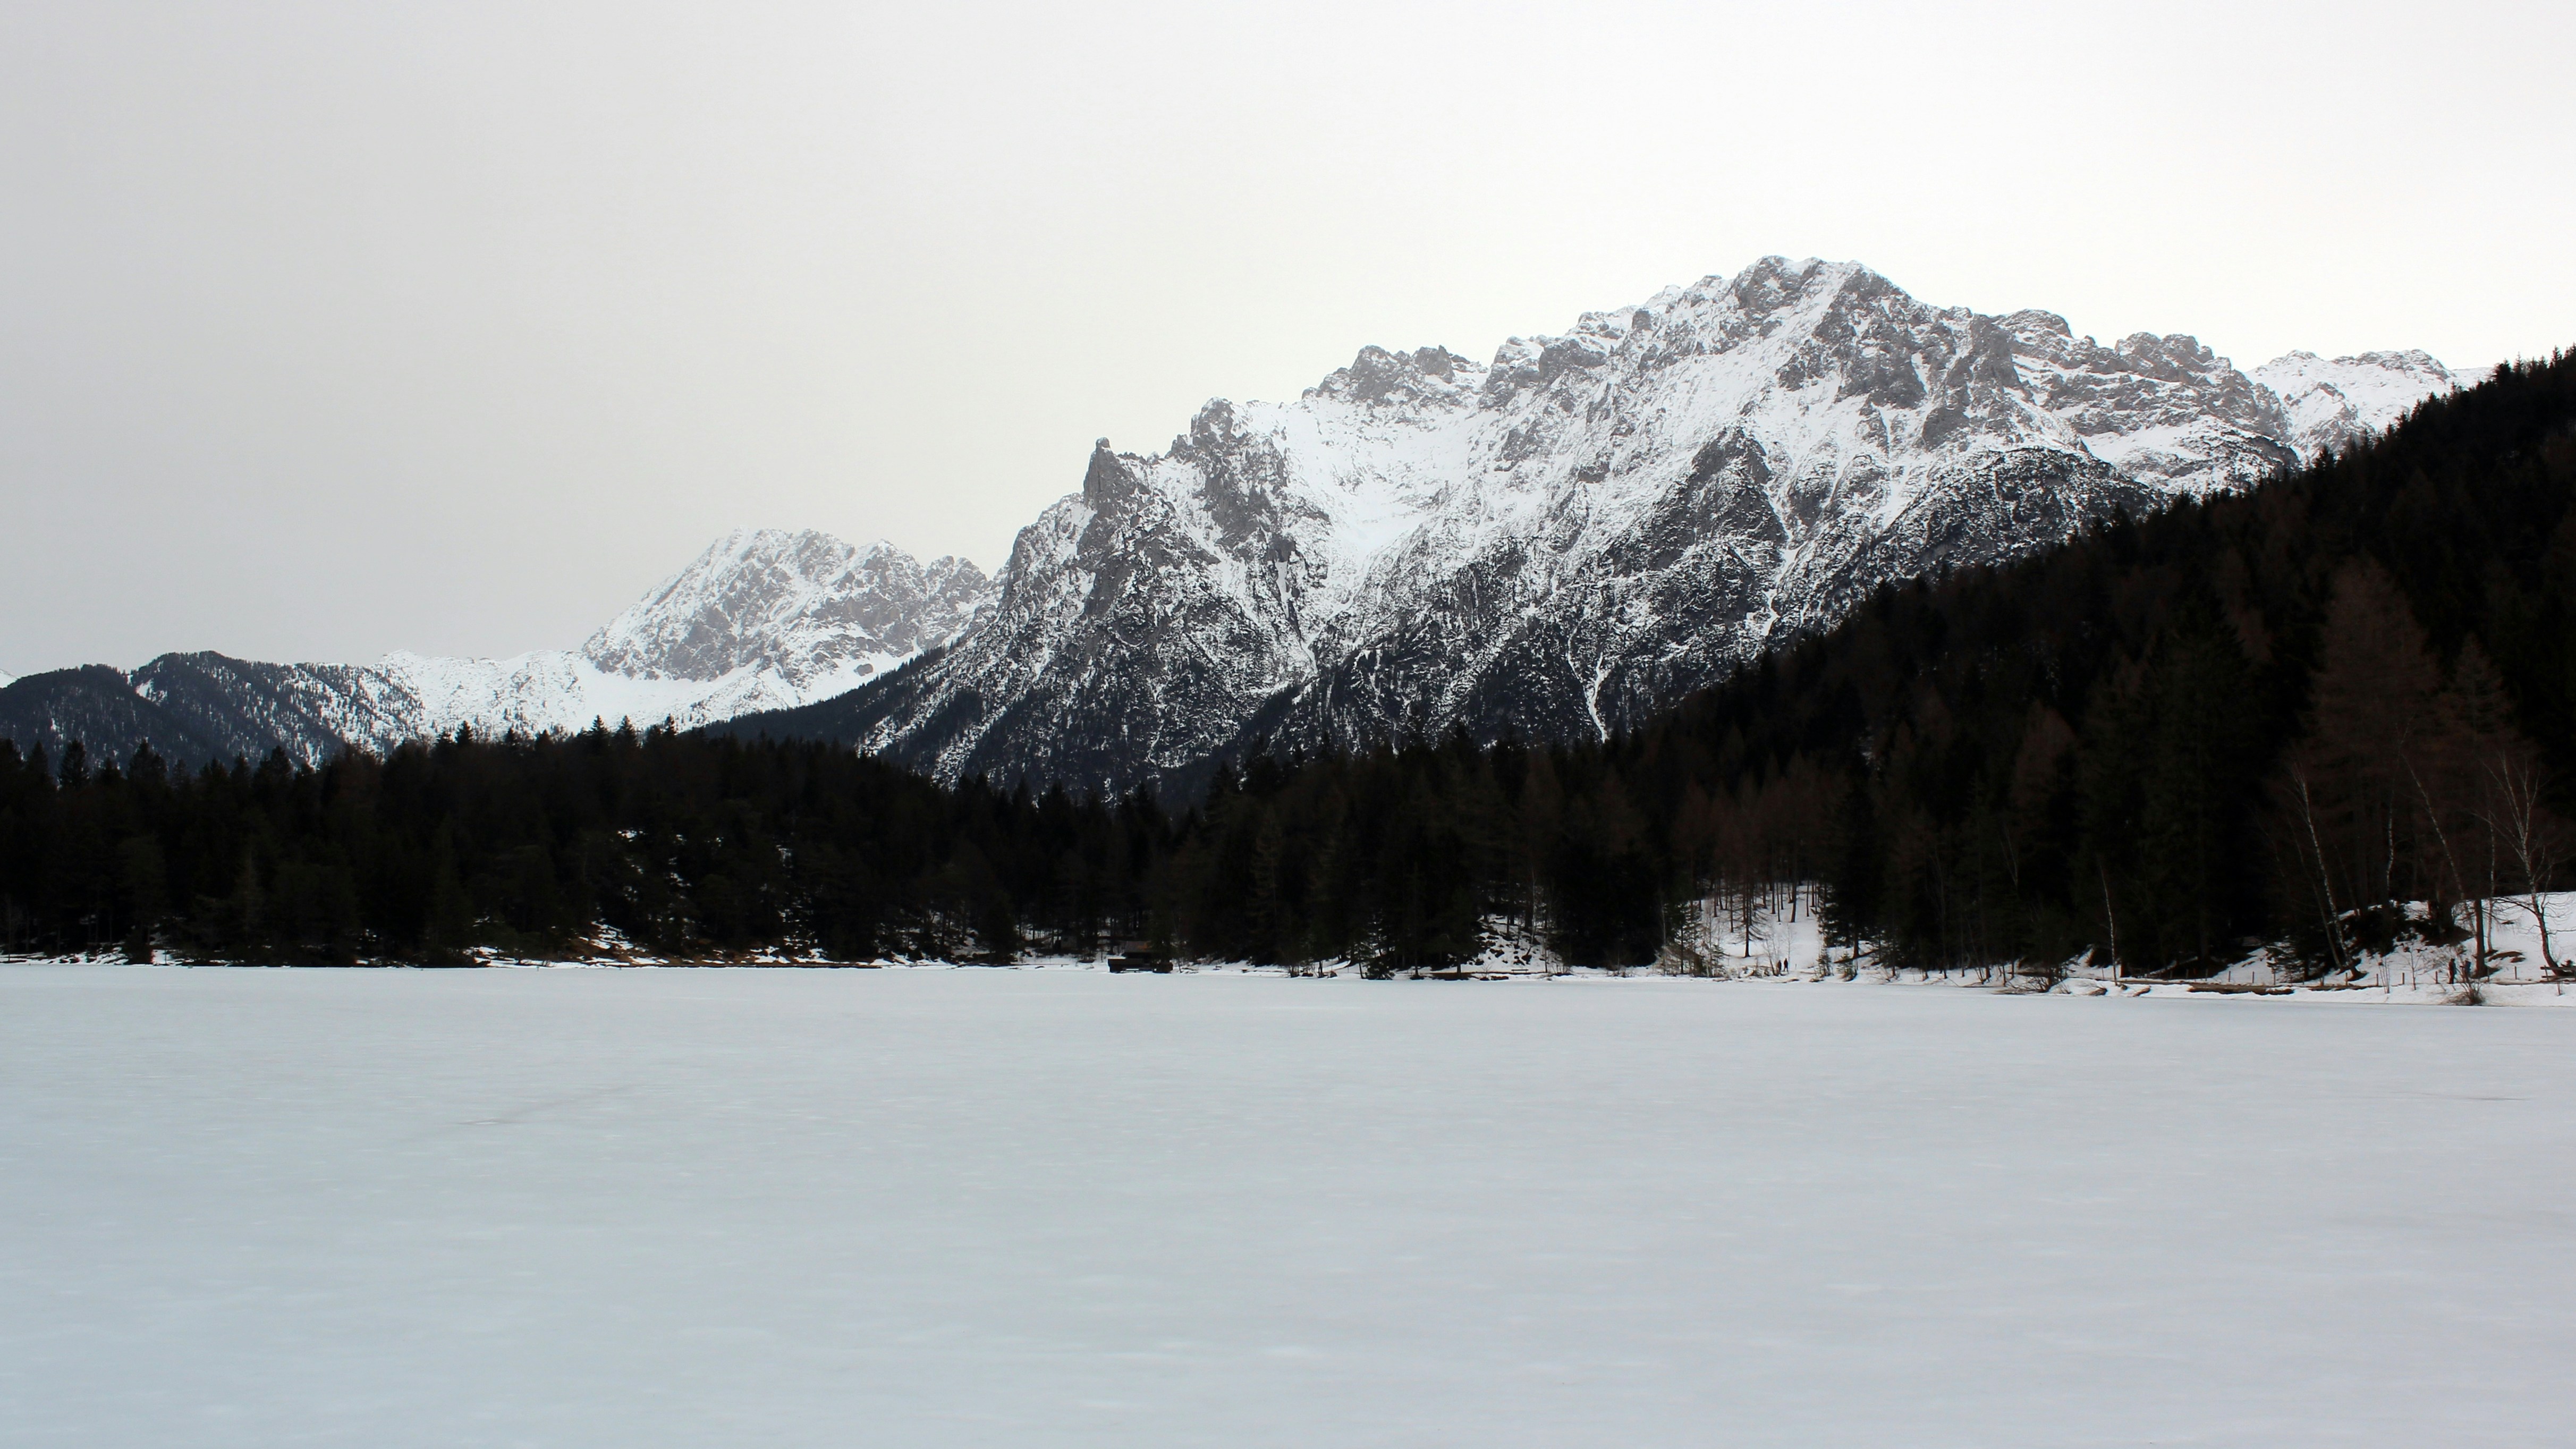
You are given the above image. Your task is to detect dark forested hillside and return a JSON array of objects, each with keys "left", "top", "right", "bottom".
[
  {"left": 1603, "top": 345, "right": 2576, "bottom": 974},
  {"left": 0, "top": 666, "right": 238, "bottom": 768},
  {"left": 4, "top": 351, "right": 2570, "bottom": 971},
  {"left": 1131, "top": 348, "right": 2576, "bottom": 975}
]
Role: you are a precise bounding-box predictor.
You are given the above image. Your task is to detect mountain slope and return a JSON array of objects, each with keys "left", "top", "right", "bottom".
[
  {"left": 0, "top": 666, "right": 237, "bottom": 767},
  {"left": 749, "top": 258, "right": 2475, "bottom": 795}
]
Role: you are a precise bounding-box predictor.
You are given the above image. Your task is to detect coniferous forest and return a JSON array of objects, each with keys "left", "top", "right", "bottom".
[{"left": 4, "top": 351, "right": 2572, "bottom": 974}]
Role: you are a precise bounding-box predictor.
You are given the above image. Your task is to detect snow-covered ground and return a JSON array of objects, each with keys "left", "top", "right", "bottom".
[
  {"left": 4, "top": 967, "right": 2571, "bottom": 1447},
  {"left": 1647, "top": 888, "right": 2576, "bottom": 1005}
]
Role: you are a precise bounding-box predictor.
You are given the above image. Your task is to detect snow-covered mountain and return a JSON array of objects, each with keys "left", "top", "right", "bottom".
[
  {"left": 757, "top": 258, "right": 2478, "bottom": 795},
  {"left": 2250, "top": 350, "right": 2491, "bottom": 460},
  {"left": 311, "top": 529, "right": 993, "bottom": 750},
  {"left": 1, "top": 531, "right": 992, "bottom": 767}
]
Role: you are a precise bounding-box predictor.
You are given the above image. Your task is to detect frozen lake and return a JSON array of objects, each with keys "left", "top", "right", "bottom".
[{"left": 3, "top": 967, "right": 2570, "bottom": 1447}]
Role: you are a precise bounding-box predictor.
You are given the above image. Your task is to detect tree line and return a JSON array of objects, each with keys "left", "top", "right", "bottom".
[
  {"left": 3, "top": 350, "right": 2571, "bottom": 973},
  {"left": 0, "top": 724, "right": 1175, "bottom": 965}
]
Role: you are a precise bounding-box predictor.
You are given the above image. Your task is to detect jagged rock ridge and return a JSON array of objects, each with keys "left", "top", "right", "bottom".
[{"left": 582, "top": 530, "right": 989, "bottom": 687}]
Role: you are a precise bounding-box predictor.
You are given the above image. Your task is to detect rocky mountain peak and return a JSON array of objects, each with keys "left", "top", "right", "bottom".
[
  {"left": 2252, "top": 350, "right": 2487, "bottom": 459},
  {"left": 1314, "top": 345, "right": 1481, "bottom": 407},
  {"left": 581, "top": 529, "right": 988, "bottom": 687}
]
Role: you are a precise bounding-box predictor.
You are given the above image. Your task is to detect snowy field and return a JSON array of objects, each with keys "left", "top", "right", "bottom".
[{"left": 3, "top": 968, "right": 2572, "bottom": 1448}]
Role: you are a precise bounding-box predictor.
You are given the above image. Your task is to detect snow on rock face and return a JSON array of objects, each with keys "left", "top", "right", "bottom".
[
  {"left": 1999, "top": 314, "right": 2293, "bottom": 494},
  {"left": 2252, "top": 350, "right": 2486, "bottom": 459},
  {"left": 834, "top": 257, "right": 2473, "bottom": 795},
  {"left": 581, "top": 529, "right": 989, "bottom": 687}
]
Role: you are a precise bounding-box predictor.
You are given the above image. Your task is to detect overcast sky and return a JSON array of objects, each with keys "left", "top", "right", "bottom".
[{"left": 2, "top": 0, "right": 2567, "bottom": 674}]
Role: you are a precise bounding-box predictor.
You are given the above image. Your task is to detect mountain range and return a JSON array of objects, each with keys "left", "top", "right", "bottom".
[
  {"left": 0, "top": 531, "right": 990, "bottom": 767},
  {"left": 2, "top": 258, "right": 2482, "bottom": 787}
]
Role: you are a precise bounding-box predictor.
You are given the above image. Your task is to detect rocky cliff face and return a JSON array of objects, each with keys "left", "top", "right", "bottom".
[
  {"left": 581, "top": 530, "right": 989, "bottom": 689},
  {"left": 783, "top": 258, "right": 2473, "bottom": 795}
]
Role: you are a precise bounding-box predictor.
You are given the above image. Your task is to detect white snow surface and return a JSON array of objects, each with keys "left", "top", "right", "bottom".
[
  {"left": 5, "top": 965, "right": 2571, "bottom": 1447},
  {"left": 369, "top": 645, "right": 904, "bottom": 740}
]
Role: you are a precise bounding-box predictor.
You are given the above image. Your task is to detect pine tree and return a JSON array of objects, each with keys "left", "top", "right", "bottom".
[
  {"left": 2135, "top": 603, "right": 2260, "bottom": 971},
  {"left": 2303, "top": 558, "right": 2449, "bottom": 930}
]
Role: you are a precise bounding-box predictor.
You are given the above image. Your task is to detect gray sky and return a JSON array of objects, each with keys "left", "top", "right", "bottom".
[{"left": 3, "top": 0, "right": 2568, "bottom": 674}]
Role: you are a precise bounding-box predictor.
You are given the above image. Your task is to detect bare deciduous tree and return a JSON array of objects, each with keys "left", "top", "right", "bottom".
[{"left": 2481, "top": 747, "right": 2565, "bottom": 977}]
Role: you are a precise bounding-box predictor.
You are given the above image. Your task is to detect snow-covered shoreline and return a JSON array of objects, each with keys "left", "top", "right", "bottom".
[
  {"left": 15, "top": 889, "right": 2571, "bottom": 1006},
  {"left": 12, "top": 950, "right": 2570, "bottom": 1006}
]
